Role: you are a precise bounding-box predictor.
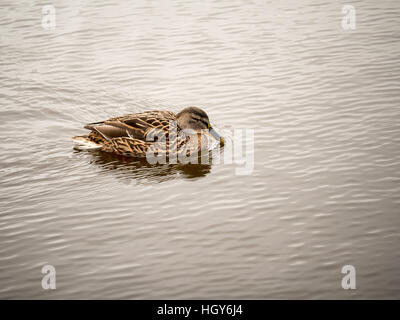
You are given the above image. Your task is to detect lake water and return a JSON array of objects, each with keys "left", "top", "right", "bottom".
[{"left": 1, "top": 0, "right": 400, "bottom": 299}]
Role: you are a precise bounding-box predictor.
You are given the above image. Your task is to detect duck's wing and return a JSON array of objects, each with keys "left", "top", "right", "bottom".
[
  {"left": 84, "top": 110, "right": 176, "bottom": 141},
  {"left": 102, "top": 137, "right": 149, "bottom": 157}
]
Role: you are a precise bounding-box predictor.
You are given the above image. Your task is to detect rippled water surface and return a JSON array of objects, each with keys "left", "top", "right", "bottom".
[{"left": 1, "top": 0, "right": 400, "bottom": 299}]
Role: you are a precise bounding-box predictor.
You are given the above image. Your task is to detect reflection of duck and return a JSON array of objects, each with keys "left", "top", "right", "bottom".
[
  {"left": 73, "top": 107, "right": 224, "bottom": 158},
  {"left": 77, "top": 149, "right": 212, "bottom": 183}
]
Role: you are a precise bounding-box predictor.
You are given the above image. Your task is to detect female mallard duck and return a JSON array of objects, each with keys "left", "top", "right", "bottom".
[{"left": 73, "top": 107, "right": 224, "bottom": 158}]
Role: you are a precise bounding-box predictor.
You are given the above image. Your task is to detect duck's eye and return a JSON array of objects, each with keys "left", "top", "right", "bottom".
[{"left": 200, "top": 120, "right": 209, "bottom": 128}]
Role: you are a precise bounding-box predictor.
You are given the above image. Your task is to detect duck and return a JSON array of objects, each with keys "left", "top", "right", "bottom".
[{"left": 72, "top": 106, "right": 224, "bottom": 158}]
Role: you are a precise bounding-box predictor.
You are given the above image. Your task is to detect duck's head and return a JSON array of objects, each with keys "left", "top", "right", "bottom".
[{"left": 176, "top": 107, "right": 224, "bottom": 146}]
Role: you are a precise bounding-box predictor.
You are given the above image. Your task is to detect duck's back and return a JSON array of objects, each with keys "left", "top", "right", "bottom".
[{"left": 73, "top": 110, "right": 178, "bottom": 157}]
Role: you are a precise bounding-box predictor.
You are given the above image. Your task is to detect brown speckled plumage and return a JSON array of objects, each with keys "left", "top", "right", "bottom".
[{"left": 73, "top": 107, "right": 223, "bottom": 158}]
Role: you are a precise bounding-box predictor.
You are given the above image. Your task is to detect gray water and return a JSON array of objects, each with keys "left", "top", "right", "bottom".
[{"left": 1, "top": 0, "right": 400, "bottom": 299}]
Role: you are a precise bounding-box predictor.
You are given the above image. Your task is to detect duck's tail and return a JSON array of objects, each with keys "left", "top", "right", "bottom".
[{"left": 72, "top": 135, "right": 102, "bottom": 151}]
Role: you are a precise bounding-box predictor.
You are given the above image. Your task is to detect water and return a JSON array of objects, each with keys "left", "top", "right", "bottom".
[{"left": 1, "top": 0, "right": 400, "bottom": 299}]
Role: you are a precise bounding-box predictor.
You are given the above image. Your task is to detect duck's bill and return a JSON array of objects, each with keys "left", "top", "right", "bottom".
[{"left": 209, "top": 127, "right": 225, "bottom": 146}]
